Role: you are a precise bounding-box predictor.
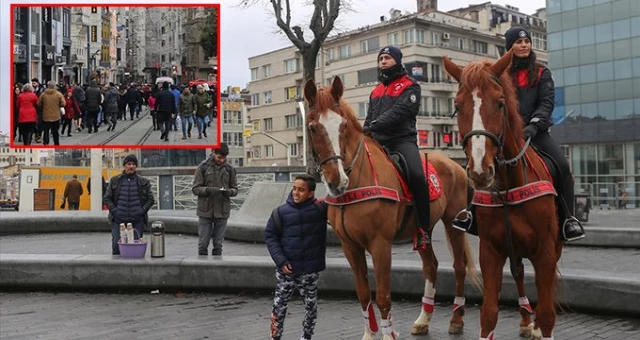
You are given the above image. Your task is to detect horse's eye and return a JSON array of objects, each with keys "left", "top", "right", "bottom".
[{"left": 497, "top": 101, "right": 505, "bottom": 109}]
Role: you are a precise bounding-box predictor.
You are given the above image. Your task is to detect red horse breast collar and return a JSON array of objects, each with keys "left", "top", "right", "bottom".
[
  {"left": 472, "top": 180, "right": 557, "bottom": 207},
  {"left": 323, "top": 186, "right": 401, "bottom": 205}
]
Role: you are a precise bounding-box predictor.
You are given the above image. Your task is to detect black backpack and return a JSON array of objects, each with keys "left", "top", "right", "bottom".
[{"left": 271, "top": 200, "right": 324, "bottom": 235}]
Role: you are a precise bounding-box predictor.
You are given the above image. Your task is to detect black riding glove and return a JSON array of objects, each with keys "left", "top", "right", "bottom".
[{"left": 523, "top": 125, "right": 538, "bottom": 140}]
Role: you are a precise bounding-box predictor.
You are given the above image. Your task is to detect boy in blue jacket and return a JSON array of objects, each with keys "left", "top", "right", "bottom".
[{"left": 265, "top": 174, "right": 328, "bottom": 340}]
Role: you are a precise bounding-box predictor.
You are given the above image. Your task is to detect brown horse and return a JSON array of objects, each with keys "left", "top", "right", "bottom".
[
  {"left": 303, "top": 77, "right": 479, "bottom": 339},
  {"left": 443, "top": 49, "right": 563, "bottom": 340}
]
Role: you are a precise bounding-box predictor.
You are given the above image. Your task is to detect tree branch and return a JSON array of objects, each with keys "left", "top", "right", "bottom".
[
  {"left": 285, "top": 0, "right": 292, "bottom": 27},
  {"left": 269, "top": 0, "right": 308, "bottom": 50}
]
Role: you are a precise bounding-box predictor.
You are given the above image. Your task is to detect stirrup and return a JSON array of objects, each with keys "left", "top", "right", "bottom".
[
  {"left": 562, "top": 216, "right": 586, "bottom": 242},
  {"left": 451, "top": 209, "right": 472, "bottom": 232}
]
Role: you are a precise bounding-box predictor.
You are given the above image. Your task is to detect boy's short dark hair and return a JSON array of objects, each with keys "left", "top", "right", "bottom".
[{"left": 294, "top": 174, "right": 316, "bottom": 192}]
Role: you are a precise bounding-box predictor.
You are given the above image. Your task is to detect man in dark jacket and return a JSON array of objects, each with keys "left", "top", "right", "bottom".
[
  {"left": 84, "top": 81, "right": 102, "bottom": 133},
  {"left": 63, "top": 174, "right": 84, "bottom": 210},
  {"left": 126, "top": 84, "right": 142, "bottom": 120},
  {"left": 363, "top": 46, "right": 431, "bottom": 250},
  {"left": 264, "top": 174, "right": 328, "bottom": 340},
  {"left": 154, "top": 81, "right": 177, "bottom": 141},
  {"left": 103, "top": 154, "right": 155, "bottom": 255},
  {"left": 191, "top": 143, "right": 238, "bottom": 255},
  {"left": 103, "top": 83, "right": 120, "bottom": 131}
]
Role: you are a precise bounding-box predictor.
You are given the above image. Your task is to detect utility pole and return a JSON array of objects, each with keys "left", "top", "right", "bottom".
[
  {"left": 252, "top": 131, "right": 291, "bottom": 166},
  {"left": 86, "top": 24, "right": 90, "bottom": 83}
]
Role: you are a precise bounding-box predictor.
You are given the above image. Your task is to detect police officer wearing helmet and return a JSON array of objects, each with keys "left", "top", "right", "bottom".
[{"left": 364, "top": 46, "right": 431, "bottom": 250}]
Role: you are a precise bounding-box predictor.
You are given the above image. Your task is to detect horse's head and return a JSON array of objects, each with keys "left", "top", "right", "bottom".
[
  {"left": 443, "top": 49, "right": 522, "bottom": 190},
  {"left": 303, "top": 76, "right": 353, "bottom": 196}
]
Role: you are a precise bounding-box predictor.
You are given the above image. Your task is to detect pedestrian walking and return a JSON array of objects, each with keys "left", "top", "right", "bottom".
[
  {"left": 84, "top": 81, "right": 102, "bottom": 134},
  {"left": 154, "top": 81, "right": 176, "bottom": 142},
  {"left": 16, "top": 83, "right": 39, "bottom": 145},
  {"left": 178, "top": 87, "right": 196, "bottom": 139},
  {"left": 60, "top": 89, "right": 80, "bottom": 137},
  {"left": 103, "top": 82, "right": 120, "bottom": 132},
  {"left": 63, "top": 174, "right": 84, "bottom": 210},
  {"left": 37, "top": 81, "right": 66, "bottom": 146},
  {"left": 103, "top": 154, "right": 155, "bottom": 255},
  {"left": 191, "top": 143, "right": 237, "bottom": 255},
  {"left": 265, "top": 174, "right": 328, "bottom": 340},
  {"left": 194, "top": 85, "right": 212, "bottom": 139}
]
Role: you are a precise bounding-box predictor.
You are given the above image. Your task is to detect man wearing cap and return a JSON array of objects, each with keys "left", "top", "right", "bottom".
[
  {"left": 192, "top": 143, "right": 238, "bottom": 256},
  {"left": 363, "top": 46, "right": 431, "bottom": 250},
  {"left": 104, "top": 154, "right": 155, "bottom": 255}
]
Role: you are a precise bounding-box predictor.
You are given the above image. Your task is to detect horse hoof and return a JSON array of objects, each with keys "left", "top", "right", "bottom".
[
  {"left": 449, "top": 322, "right": 464, "bottom": 334},
  {"left": 531, "top": 327, "right": 542, "bottom": 340},
  {"left": 519, "top": 323, "right": 533, "bottom": 338},
  {"left": 410, "top": 323, "right": 429, "bottom": 335}
]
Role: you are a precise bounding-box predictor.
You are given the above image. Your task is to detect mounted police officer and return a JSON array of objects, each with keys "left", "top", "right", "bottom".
[
  {"left": 364, "top": 46, "right": 431, "bottom": 250},
  {"left": 453, "top": 27, "right": 585, "bottom": 242}
]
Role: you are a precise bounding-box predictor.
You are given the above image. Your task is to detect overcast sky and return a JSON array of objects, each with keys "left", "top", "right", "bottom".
[{"left": 0, "top": 0, "right": 545, "bottom": 135}]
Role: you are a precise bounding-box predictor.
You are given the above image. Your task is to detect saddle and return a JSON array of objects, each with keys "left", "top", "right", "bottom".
[
  {"left": 529, "top": 145, "right": 559, "bottom": 193},
  {"left": 383, "top": 147, "right": 411, "bottom": 185},
  {"left": 380, "top": 146, "right": 443, "bottom": 202}
]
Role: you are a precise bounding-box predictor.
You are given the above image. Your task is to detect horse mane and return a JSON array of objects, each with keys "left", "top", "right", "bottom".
[
  {"left": 315, "top": 86, "right": 363, "bottom": 134},
  {"left": 461, "top": 61, "right": 524, "bottom": 143}
]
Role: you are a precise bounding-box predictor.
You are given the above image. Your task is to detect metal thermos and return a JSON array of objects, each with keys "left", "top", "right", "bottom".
[{"left": 150, "top": 221, "right": 165, "bottom": 258}]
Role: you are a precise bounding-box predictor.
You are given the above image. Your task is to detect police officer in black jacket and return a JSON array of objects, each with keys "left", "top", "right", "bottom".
[
  {"left": 154, "top": 81, "right": 177, "bottom": 142},
  {"left": 364, "top": 46, "right": 431, "bottom": 250},
  {"left": 453, "top": 27, "right": 585, "bottom": 242}
]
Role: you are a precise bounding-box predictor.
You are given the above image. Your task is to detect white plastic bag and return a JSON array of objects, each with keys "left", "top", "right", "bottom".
[{"left": 60, "top": 107, "right": 66, "bottom": 116}]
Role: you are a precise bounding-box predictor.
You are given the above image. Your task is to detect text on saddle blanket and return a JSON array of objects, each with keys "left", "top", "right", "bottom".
[
  {"left": 471, "top": 181, "right": 557, "bottom": 207},
  {"left": 323, "top": 161, "right": 443, "bottom": 206}
]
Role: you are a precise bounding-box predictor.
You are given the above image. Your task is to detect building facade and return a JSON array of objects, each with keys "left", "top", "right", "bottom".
[
  {"left": 546, "top": 0, "right": 640, "bottom": 208},
  {"left": 246, "top": 1, "right": 547, "bottom": 166},
  {"left": 183, "top": 8, "right": 217, "bottom": 83},
  {"left": 144, "top": 8, "right": 185, "bottom": 83}
]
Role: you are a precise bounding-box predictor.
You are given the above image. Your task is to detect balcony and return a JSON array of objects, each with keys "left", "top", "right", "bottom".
[{"left": 423, "top": 78, "right": 457, "bottom": 92}]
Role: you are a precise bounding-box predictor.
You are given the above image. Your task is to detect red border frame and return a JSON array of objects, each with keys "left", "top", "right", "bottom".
[{"left": 9, "top": 3, "right": 221, "bottom": 150}]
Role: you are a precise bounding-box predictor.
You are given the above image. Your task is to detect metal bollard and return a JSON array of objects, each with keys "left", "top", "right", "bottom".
[{"left": 150, "top": 221, "right": 165, "bottom": 258}]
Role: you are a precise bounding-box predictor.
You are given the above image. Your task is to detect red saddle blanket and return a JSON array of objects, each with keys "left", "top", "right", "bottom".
[{"left": 395, "top": 159, "right": 443, "bottom": 202}]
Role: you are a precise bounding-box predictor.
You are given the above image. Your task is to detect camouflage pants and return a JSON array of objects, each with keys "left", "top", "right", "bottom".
[{"left": 270, "top": 271, "right": 319, "bottom": 340}]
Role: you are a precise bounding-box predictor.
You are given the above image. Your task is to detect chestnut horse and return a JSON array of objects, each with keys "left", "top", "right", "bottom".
[
  {"left": 303, "top": 77, "right": 479, "bottom": 339},
  {"left": 443, "top": 49, "right": 563, "bottom": 340}
]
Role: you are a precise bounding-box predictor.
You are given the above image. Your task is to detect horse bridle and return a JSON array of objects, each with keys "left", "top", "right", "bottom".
[
  {"left": 458, "top": 75, "right": 530, "bottom": 167},
  {"left": 306, "top": 102, "right": 364, "bottom": 176}
]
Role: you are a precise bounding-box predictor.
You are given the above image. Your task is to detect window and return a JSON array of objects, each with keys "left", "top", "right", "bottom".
[
  {"left": 432, "top": 97, "right": 441, "bottom": 116},
  {"left": 404, "top": 62, "right": 428, "bottom": 82},
  {"left": 263, "top": 118, "right": 273, "bottom": 131},
  {"left": 252, "top": 146, "right": 261, "bottom": 159},
  {"left": 161, "top": 55, "right": 166, "bottom": 62},
  {"left": 339, "top": 44, "right": 351, "bottom": 58},
  {"left": 250, "top": 67, "right": 258, "bottom": 80},
  {"left": 285, "top": 86, "right": 299, "bottom": 100},
  {"left": 360, "top": 37, "right": 380, "bottom": 53},
  {"left": 531, "top": 32, "right": 547, "bottom": 51},
  {"left": 403, "top": 29, "right": 425, "bottom": 44},
  {"left": 388, "top": 32, "right": 399, "bottom": 46},
  {"left": 357, "top": 67, "right": 378, "bottom": 85},
  {"left": 447, "top": 98, "right": 454, "bottom": 114},
  {"left": 161, "top": 40, "right": 165, "bottom": 47},
  {"left": 288, "top": 143, "right": 299, "bottom": 157},
  {"left": 265, "top": 145, "right": 274, "bottom": 158},
  {"left": 223, "top": 111, "right": 242, "bottom": 124},
  {"left": 430, "top": 64, "right": 441, "bottom": 82},
  {"left": 473, "top": 40, "right": 488, "bottom": 54},
  {"left": 250, "top": 93, "right": 259, "bottom": 106},
  {"left": 285, "top": 114, "right": 302, "bottom": 128},
  {"left": 316, "top": 58, "right": 320, "bottom": 69},
  {"left": 419, "top": 96, "right": 428, "bottom": 116},
  {"left": 284, "top": 58, "right": 297, "bottom": 73},
  {"left": 358, "top": 102, "right": 369, "bottom": 118},
  {"left": 458, "top": 38, "right": 465, "bottom": 50},
  {"left": 263, "top": 91, "right": 272, "bottom": 104},
  {"left": 431, "top": 31, "right": 440, "bottom": 45},
  {"left": 326, "top": 48, "right": 335, "bottom": 61},
  {"left": 326, "top": 74, "right": 345, "bottom": 86},
  {"left": 262, "top": 64, "right": 271, "bottom": 78},
  {"left": 223, "top": 132, "right": 243, "bottom": 146}
]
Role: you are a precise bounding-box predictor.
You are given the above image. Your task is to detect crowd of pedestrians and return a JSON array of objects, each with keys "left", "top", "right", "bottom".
[{"left": 13, "top": 78, "right": 217, "bottom": 145}]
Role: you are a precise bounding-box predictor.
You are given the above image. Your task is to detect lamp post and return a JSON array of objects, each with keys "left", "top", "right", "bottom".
[
  {"left": 297, "top": 99, "right": 307, "bottom": 167},
  {"left": 252, "top": 131, "right": 291, "bottom": 166}
]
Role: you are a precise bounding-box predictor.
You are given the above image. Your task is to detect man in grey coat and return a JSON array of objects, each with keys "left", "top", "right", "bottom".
[
  {"left": 192, "top": 143, "right": 238, "bottom": 255},
  {"left": 103, "top": 82, "right": 120, "bottom": 131}
]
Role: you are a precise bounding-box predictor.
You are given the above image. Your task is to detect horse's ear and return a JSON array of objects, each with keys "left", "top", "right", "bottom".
[
  {"left": 443, "top": 56, "right": 462, "bottom": 83},
  {"left": 490, "top": 48, "right": 513, "bottom": 78},
  {"left": 304, "top": 79, "right": 317, "bottom": 107},
  {"left": 331, "top": 76, "right": 344, "bottom": 100}
]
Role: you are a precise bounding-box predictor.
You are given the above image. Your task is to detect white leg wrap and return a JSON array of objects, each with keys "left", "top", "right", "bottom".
[
  {"left": 542, "top": 337, "right": 554, "bottom": 340},
  {"left": 453, "top": 296, "right": 465, "bottom": 312},
  {"left": 480, "top": 330, "right": 495, "bottom": 340},
  {"left": 519, "top": 296, "right": 534, "bottom": 314},
  {"left": 380, "top": 317, "right": 398, "bottom": 340}
]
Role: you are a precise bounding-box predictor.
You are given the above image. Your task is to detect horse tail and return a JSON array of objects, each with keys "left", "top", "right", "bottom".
[{"left": 462, "top": 233, "right": 482, "bottom": 290}]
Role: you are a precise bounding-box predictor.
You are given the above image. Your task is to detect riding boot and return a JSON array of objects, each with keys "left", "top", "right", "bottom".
[
  {"left": 452, "top": 205, "right": 479, "bottom": 236},
  {"left": 412, "top": 187, "right": 432, "bottom": 250},
  {"left": 558, "top": 195, "right": 586, "bottom": 242}
]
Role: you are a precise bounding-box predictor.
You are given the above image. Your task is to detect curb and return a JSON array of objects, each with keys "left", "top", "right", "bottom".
[
  {"left": 1, "top": 212, "right": 638, "bottom": 248},
  {"left": 0, "top": 254, "right": 638, "bottom": 317}
]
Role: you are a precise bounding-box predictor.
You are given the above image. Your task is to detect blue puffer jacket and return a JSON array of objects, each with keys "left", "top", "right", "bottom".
[
  {"left": 264, "top": 193, "right": 328, "bottom": 274},
  {"left": 114, "top": 174, "right": 145, "bottom": 224}
]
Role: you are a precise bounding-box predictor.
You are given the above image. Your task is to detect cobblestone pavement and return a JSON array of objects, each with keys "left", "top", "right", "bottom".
[
  {"left": 2, "top": 232, "right": 639, "bottom": 277},
  {"left": 1, "top": 291, "right": 639, "bottom": 340}
]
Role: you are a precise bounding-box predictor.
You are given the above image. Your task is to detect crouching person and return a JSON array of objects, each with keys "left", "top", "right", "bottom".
[
  {"left": 265, "top": 174, "right": 328, "bottom": 340},
  {"left": 103, "top": 154, "right": 155, "bottom": 255}
]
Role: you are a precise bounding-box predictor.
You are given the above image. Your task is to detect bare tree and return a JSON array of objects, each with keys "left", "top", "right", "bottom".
[{"left": 241, "top": 0, "right": 347, "bottom": 178}]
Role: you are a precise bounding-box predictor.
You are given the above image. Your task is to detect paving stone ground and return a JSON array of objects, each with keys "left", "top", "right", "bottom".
[{"left": 1, "top": 291, "right": 640, "bottom": 340}]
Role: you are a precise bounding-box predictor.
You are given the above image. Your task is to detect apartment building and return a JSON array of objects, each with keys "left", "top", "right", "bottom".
[{"left": 246, "top": 1, "right": 547, "bottom": 166}]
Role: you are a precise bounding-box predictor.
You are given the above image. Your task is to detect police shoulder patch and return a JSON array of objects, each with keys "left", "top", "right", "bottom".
[{"left": 410, "top": 94, "right": 417, "bottom": 103}]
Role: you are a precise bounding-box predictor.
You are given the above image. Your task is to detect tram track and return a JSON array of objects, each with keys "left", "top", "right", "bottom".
[{"left": 97, "top": 110, "right": 150, "bottom": 146}]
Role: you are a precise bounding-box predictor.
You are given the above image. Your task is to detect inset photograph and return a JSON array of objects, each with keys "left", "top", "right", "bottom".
[{"left": 11, "top": 4, "right": 220, "bottom": 147}]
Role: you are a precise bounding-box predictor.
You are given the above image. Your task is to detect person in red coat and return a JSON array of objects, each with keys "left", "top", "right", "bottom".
[
  {"left": 17, "top": 83, "right": 38, "bottom": 145},
  {"left": 61, "top": 89, "right": 80, "bottom": 137}
]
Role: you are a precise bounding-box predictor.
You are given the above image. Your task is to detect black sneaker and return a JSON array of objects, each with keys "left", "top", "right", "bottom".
[{"left": 562, "top": 217, "right": 586, "bottom": 242}]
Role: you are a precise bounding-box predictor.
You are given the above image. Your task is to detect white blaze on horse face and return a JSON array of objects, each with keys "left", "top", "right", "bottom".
[
  {"left": 318, "top": 109, "right": 349, "bottom": 190},
  {"left": 471, "top": 89, "right": 487, "bottom": 175}
]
